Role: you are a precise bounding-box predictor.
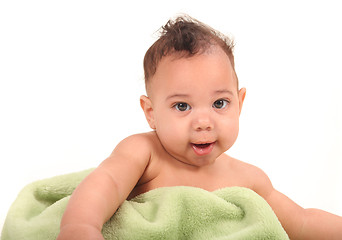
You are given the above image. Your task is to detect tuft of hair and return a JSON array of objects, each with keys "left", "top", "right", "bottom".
[{"left": 143, "top": 15, "right": 237, "bottom": 87}]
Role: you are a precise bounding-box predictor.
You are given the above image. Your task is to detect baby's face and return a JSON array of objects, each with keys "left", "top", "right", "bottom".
[{"left": 145, "top": 47, "right": 245, "bottom": 167}]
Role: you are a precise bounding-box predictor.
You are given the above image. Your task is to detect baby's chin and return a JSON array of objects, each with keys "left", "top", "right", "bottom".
[{"left": 184, "top": 150, "right": 220, "bottom": 168}]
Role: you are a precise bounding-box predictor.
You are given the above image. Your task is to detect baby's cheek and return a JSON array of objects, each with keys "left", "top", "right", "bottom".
[{"left": 220, "top": 120, "right": 239, "bottom": 140}]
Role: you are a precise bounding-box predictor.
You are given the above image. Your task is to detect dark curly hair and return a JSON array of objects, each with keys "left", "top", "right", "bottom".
[{"left": 143, "top": 15, "right": 237, "bottom": 92}]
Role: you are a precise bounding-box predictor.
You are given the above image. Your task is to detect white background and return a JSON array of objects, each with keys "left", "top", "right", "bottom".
[{"left": 1, "top": 0, "right": 341, "bottom": 231}]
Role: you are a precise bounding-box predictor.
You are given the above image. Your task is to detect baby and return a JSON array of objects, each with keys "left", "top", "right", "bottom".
[{"left": 58, "top": 15, "right": 342, "bottom": 239}]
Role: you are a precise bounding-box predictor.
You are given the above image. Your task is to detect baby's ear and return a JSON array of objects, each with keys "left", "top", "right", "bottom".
[
  {"left": 238, "top": 88, "right": 246, "bottom": 115},
  {"left": 140, "top": 95, "right": 156, "bottom": 129}
]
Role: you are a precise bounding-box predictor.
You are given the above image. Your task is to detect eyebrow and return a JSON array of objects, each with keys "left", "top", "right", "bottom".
[
  {"left": 166, "top": 94, "right": 190, "bottom": 101},
  {"left": 215, "top": 89, "right": 235, "bottom": 96},
  {"left": 166, "top": 90, "right": 235, "bottom": 101}
]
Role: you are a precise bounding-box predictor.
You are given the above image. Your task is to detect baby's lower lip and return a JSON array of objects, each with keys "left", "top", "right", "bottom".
[{"left": 191, "top": 142, "right": 215, "bottom": 156}]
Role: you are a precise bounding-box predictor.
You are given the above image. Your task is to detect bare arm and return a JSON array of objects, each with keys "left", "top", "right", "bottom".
[
  {"left": 299, "top": 208, "right": 342, "bottom": 239},
  {"left": 57, "top": 134, "right": 152, "bottom": 240},
  {"left": 253, "top": 169, "right": 342, "bottom": 239}
]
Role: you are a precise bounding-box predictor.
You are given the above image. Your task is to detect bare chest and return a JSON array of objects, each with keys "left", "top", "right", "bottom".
[{"left": 128, "top": 155, "right": 253, "bottom": 200}]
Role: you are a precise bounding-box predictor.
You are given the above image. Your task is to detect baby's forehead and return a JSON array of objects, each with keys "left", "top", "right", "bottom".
[{"left": 147, "top": 49, "right": 238, "bottom": 97}]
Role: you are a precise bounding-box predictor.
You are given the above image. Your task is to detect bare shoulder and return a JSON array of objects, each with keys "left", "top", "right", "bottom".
[
  {"left": 227, "top": 156, "right": 274, "bottom": 198},
  {"left": 114, "top": 131, "right": 155, "bottom": 149},
  {"left": 106, "top": 131, "right": 167, "bottom": 196},
  {"left": 109, "top": 132, "right": 156, "bottom": 159},
  {"left": 96, "top": 132, "right": 157, "bottom": 176}
]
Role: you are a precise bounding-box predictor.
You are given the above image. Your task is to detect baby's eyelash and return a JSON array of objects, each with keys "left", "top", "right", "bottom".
[
  {"left": 172, "top": 102, "right": 191, "bottom": 112},
  {"left": 212, "top": 99, "right": 230, "bottom": 109}
]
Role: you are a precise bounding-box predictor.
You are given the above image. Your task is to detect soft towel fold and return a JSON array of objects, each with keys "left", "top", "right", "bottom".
[{"left": 1, "top": 169, "right": 289, "bottom": 240}]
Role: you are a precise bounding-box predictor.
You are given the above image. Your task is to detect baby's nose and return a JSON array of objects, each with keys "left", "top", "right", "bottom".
[{"left": 192, "top": 112, "right": 213, "bottom": 131}]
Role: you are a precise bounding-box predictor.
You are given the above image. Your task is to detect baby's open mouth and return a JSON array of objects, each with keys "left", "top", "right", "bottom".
[
  {"left": 193, "top": 143, "right": 211, "bottom": 148},
  {"left": 191, "top": 142, "right": 216, "bottom": 156}
]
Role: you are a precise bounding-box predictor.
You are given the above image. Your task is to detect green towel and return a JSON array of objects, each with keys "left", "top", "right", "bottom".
[{"left": 1, "top": 169, "right": 289, "bottom": 240}]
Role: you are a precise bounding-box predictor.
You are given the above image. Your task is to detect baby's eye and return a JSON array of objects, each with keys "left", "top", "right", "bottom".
[
  {"left": 213, "top": 99, "right": 229, "bottom": 109},
  {"left": 174, "top": 102, "right": 191, "bottom": 111}
]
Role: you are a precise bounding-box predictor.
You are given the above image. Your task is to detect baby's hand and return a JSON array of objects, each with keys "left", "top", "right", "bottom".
[{"left": 57, "top": 224, "right": 104, "bottom": 240}]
